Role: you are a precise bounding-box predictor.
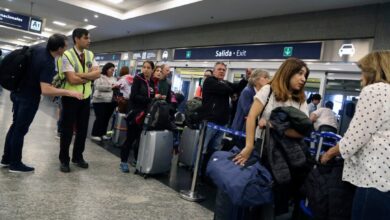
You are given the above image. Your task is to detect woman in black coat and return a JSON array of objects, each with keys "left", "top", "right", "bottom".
[{"left": 120, "top": 61, "right": 155, "bottom": 173}]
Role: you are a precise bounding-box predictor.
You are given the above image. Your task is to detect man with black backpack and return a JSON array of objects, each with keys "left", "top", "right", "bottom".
[{"left": 0, "top": 34, "right": 83, "bottom": 173}]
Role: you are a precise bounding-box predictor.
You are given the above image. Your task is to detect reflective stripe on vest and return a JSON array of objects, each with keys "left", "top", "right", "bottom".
[{"left": 60, "top": 48, "right": 94, "bottom": 99}]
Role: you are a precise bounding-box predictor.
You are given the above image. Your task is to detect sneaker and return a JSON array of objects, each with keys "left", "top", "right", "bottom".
[
  {"left": 0, "top": 160, "right": 10, "bottom": 168},
  {"left": 9, "top": 163, "right": 35, "bottom": 173},
  {"left": 55, "top": 132, "right": 61, "bottom": 139},
  {"left": 102, "top": 135, "right": 111, "bottom": 141},
  {"left": 60, "top": 163, "right": 70, "bottom": 173},
  {"left": 131, "top": 160, "right": 137, "bottom": 167},
  {"left": 120, "top": 162, "right": 129, "bottom": 173},
  {"left": 90, "top": 136, "right": 102, "bottom": 142},
  {"left": 71, "top": 159, "right": 89, "bottom": 169}
]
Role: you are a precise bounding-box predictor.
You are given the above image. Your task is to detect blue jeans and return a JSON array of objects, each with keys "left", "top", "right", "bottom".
[
  {"left": 352, "top": 187, "right": 390, "bottom": 220},
  {"left": 2, "top": 93, "right": 39, "bottom": 165},
  {"left": 193, "top": 123, "right": 225, "bottom": 175},
  {"left": 202, "top": 124, "right": 225, "bottom": 154}
]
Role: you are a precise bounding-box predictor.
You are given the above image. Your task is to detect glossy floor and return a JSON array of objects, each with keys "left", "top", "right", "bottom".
[{"left": 0, "top": 90, "right": 213, "bottom": 220}]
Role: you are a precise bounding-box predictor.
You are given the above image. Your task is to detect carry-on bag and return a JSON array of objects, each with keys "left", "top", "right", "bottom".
[
  {"left": 112, "top": 112, "right": 127, "bottom": 147},
  {"left": 136, "top": 130, "right": 173, "bottom": 177},
  {"left": 178, "top": 127, "right": 199, "bottom": 167}
]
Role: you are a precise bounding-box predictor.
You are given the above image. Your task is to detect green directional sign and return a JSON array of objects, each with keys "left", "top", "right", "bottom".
[
  {"left": 283, "top": 47, "right": 293, "bottom": 57},
  {"left": 186, "top": 50, "right": 192, "bottom": 59}
]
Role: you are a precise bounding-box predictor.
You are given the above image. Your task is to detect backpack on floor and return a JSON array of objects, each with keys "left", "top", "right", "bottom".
[{"left": 0, "top": 46, "right": 32, "bottom": 91}]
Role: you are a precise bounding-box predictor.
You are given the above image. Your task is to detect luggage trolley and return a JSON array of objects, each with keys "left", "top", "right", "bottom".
[{"left": 300, "top": 131, "right": 342, "bottom": 218}]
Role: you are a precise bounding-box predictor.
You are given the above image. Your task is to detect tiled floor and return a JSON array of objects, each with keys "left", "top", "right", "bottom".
[{"left": 0, "top": 90, "right": 213, "bottom": 220}]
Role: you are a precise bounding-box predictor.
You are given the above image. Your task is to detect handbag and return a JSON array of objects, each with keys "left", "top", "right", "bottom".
[
  {"left": 206, "top": 135, "right": 273, "bottom": 207},
  {"left": 135, "top": 111, "right": 145, "bottom": 125}
]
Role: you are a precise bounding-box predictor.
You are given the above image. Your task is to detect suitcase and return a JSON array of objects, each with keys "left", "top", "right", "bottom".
[
  {"left": 112, "top": 112, "right": 127, "bottom": 147},
  {"left": 178, "top": 127, "right": 199, "bottom": 167},
  {"left": 136, "top": 130, "right": 173, "bottom": 177}
]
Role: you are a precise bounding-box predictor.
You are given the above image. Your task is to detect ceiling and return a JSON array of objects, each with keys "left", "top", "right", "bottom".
[{"left": 0, "top": 0, "right": 389, "bottom": 51}]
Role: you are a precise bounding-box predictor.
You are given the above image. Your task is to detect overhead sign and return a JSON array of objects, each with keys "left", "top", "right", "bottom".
[
  {"left": 322, "top": 39, "right": 373, "bottom": 62},
  {"left": 0, "top": 9, "right": 42, "bottom": 33},
  {"left": 95, "top": 53, "right": 121, "bottom": 61},
  {"left": 29, "top": 18, "right": 43, "bottom": 33},
  {"left": 174, "top": 42, "right": 322, "bottom": 60},
  {"left": 338, "top": 44, "right": 355, "bottom": 57},
  {"left": 132, "top": 50, "right": 158, "bottom": 60}
]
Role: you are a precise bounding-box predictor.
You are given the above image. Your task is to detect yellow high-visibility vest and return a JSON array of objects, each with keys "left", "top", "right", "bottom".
[{"left": 58, "top": 48, "right": 94, "bottom": 99}]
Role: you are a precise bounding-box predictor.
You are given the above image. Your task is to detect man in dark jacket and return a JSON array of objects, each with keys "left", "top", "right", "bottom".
[
  {"left": 158, "top": 64, "right": 171, "bottom": 103},
  {"left": 200, "top": 62, "right": 234, "bottom": 153},
  {"left": 230, "top": 68, "right": 251, "bottom": 125}
]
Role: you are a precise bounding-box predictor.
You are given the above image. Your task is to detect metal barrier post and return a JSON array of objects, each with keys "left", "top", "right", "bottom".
[{"left": 179, "top": 120, "right": 207, "bottom": 202}]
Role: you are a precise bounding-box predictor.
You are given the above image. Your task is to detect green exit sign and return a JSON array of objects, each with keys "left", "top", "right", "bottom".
[
  {"left": 283, "top": 47, "right": 293, "bottom": 57},
  {"left": 186, "top": 50, "right": 192, "bottom": 59}
]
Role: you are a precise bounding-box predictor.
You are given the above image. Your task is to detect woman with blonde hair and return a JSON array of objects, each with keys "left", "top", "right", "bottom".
[{"left": 321, "top": 51, "right": 390, "bottom": 220}]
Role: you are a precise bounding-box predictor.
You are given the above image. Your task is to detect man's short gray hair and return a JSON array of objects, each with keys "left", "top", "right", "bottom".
[{"left": 214, "top": 61, "right": 227, "bottom": 68}]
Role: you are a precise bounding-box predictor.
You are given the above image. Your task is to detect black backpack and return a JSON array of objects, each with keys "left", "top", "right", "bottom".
[
  {"left": 184, "top": 97, "right": 202, "bottom": 129},
  {"left": 144, "top": 99, "right": 173, "bottom": 131},
  {"left": 0, "top": 46, "right": 32, "bottom": 91}
]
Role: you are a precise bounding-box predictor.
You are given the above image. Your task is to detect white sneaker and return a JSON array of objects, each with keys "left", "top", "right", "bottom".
[
  {"left": 102, "top": 135, "right": 111, "bottom": 141},
  {"left": 90, "top": 136, "right": 102, "bottom": 141},
  {"left": 55, "top": 133, "right": 61, "bottom": 139}
]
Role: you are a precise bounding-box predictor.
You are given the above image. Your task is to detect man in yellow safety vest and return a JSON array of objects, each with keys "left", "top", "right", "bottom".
[{"left": 58, "top": 28, "right": 101, "bottom": 173}]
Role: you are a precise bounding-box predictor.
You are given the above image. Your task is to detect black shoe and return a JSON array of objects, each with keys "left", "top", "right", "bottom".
[
  {"left": 9, "top": 163, "right": 35, "bottom": 173},
  {"left": 60, "top": 163, "right": 70, "bottom": 173},
  {"left": 0, "top": 159, "right": 10, "bottom": 168},
  {"left": 71, "top": 159, "right": 89, "bottom": 169}
]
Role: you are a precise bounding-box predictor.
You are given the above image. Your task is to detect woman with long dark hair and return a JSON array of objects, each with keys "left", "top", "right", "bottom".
[{"left": 120, "top": 61, "right": 155, "bottom": 173}]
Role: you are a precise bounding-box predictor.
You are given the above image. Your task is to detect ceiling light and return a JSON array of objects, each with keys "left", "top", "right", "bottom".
[
  {"left": 4, "top": 8, "right": 10, "bottom": 12},
  {"left": 85, "top": 25, "right": 96, "bottom": 30},
  {"left": 23, "top": 36, "right": 33, "bottom": 40},
  {"left": 94, "top": 14, "right": 99, "bottom": 18},
  {"left": 84, "top": 18, "right": 88, "bottom": 22},
  {"left": 106, "top": 0, "right": 124, "bottom": 4},
  {"left": 53, "top": 21, "right": 66, "bottom": 26},
  {"left": 44, "top": 28, "right": 53, "bottom": 31}
]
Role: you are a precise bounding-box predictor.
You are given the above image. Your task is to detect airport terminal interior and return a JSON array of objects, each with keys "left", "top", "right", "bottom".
[{"left": 0, "top": 0, "right": 390, "bottom": 219}]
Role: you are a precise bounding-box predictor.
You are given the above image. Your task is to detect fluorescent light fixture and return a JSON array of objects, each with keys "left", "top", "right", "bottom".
[
  {"left": 94, "top": 14, "right": 99, "bottom": 18},
  {"left": 23, "top": 36, "right": 33, "bottom": 39},
  {"left": 106, "top": 0, "right": 123, "bottom": 3},
  {"left": 53, "top": 21, "right": 66, "bottom": 26},
  {"left": 4, "top": 8, "right": 10, "bottom": 12},
  {"left": 84, "top": 18, "right": 88, "bottom": 22},
  {"left": 44, "top": 28, "right": 53, "bottom": 31},
  {"left": 85, "top": 25, "right": 96, "bottom": 30}
]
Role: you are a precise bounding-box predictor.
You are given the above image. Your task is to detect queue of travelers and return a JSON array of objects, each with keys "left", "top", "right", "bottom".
[{"left": 0, "top": 27, "right": 388, "bottom": 220}]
